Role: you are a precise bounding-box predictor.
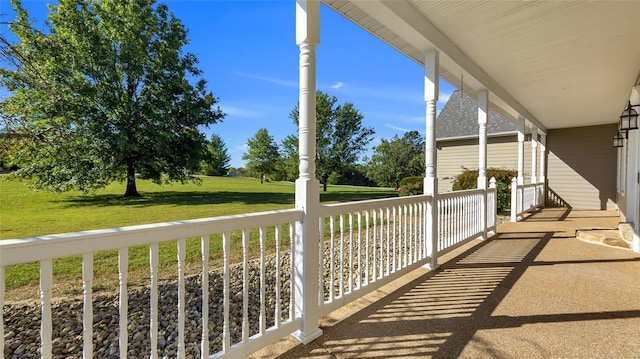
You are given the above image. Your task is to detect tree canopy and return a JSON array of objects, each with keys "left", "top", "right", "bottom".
[
  {"left": 242, "top": 128, "right": 280, "bottom": 183},
  {"left": 201, "top": 133, "right": 231, "bottom": 176},
  {"left": 289, "top": 91, "right": 374, "bottom": 191},
  {"left": 0, "top": 0, "right": 224, "bottom": 197},
  {"left": 367, "top": 130, "right": 425, "bottom": 189}
]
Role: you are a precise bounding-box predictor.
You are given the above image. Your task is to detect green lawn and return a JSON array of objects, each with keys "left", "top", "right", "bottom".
[
  {"left": 0, "top": 176, "right": 394, "bottom": 240},
  {"left": 0, "top": 176, "right": 395, "bottom": 298}
]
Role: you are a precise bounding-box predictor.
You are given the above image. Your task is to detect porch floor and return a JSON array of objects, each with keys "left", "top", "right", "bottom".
[{"left": 250, "top": 208, "right": 640, "bottom": 358}]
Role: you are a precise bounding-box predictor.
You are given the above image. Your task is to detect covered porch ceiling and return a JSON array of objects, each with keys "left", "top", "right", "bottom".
[{"left": 323, "top": 0, "right": 640, "bottom": 133}]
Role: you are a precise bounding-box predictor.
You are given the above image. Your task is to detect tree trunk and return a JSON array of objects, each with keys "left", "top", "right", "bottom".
[
  {"left": 322, "top": 176, "right": 328, "bottom": 192},
  {"left": 123, "top": 161, "right": 141, "bottom": 197}
]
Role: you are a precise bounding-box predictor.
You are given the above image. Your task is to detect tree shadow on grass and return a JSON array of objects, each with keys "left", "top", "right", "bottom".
[
  {"left": 59, "top": 189, "right": 397, "bottom": 208},
  {"left": 320, "top": 190, "right": 396, "bottom": 203}
]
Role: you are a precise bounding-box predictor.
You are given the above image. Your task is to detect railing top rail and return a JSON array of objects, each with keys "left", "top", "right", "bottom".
[
  {"left": 437, "top": 188, "right": 484, "bottom": 200},
  {"left": 319, "top": 194, "right": 430, "bottom": 217},
  {"left": 0, "top": 208, "right": 303, "bottom": 266}
]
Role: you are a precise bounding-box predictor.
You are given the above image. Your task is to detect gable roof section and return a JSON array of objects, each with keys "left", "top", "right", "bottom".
[{"left": 437, "top": 90, "right": 516, "bottom": 140}]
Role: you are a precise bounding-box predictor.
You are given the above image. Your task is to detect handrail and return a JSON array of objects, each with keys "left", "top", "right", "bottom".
[{"left": 0, "top": 209, "right": 303, "bottom": 266}]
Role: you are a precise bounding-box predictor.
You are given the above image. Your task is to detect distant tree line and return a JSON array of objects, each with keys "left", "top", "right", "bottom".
[{"left": 242, "top": 91, "right": 426, "bottom": 190}]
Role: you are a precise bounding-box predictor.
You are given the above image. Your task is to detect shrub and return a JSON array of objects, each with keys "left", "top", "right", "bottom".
[
  {"left": 452, "top": 168, "right": 517, "bottom": 213},
  {"left": 398, "top": 176, "right": 423, "bottom": 196}
]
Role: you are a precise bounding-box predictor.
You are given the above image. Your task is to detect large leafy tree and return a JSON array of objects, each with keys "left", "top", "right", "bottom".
[
  {"left": 367, "top": 130, "right": 425, "bottom": 189},
  {"left": 279, "top": 134, "right": 299, "bottom": 182},
  {"left": 201, "top": 133, "right": 231, "bottom": 176},
  {"left": 243, "top": 128, "right": 279, "bottom": 183},
  {"left": 0, "top": 0, "right": 224, "bottom": 197},
  {"left": 290, "top": 91, "right": 374, "bottom": 191}
]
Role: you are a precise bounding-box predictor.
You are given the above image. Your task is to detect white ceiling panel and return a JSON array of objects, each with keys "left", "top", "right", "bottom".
[{"left": 324, "top": 0, "right": 640, "bottom": 131}]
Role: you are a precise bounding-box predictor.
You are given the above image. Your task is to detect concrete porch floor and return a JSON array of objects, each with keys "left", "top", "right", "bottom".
[{"left": 250, "top": 208, "right": 640, "bottom": 359}]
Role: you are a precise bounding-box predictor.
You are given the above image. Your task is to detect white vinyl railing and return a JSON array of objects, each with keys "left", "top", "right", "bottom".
[
  {"left": 1, "top": 209, "right": 304, "bottom": 359},
  {"left": 510, "top": 178, "right": 545, "bottom": 221},
  {"left": 317, "top": 195, "right": 430, "bottom": 316},
  {"left": 437, "top": 189, "right": 484, "bottom": 255},
  {"left": 2, "top": 185, "right": 500, "bottom": 358}
]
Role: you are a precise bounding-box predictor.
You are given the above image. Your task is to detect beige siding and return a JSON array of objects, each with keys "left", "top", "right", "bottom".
[
  {"left": 547, "top": 124, "right": 617, "bottom": 210},
  {"left": 437, "top": 135, "right": 533, "bottom": 192}
]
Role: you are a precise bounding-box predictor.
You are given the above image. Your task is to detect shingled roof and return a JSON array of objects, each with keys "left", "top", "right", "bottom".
[{"left": 437, "top": 90, "right": 516, "bottom": 140}]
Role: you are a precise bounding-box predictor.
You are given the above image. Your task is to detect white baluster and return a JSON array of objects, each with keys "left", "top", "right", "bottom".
[
  {"left": 201, "top": 236, "right": 210, "bottom": 358},
  {"left": 242, "top": 229, "right": 249, "bottom": 343},
  {"left": 409, "top": 204, "right": 414, "bottom": 264},
  {"left": 275, "top": 225, "right": 282, "bottom": 327},
  {"left": 379, "top": 208, "right": 384, "bottom": 279},
  {"left": 82, "top": 253, "right": 94, "bottom": 358},
  {"left": 386, "top": 208, "right": 391, "bottom": 275},
  {"left": 0, "top": 266, "right": 4, "bottom": 356},
  {"left": 118, "top": 248, "right": 128, "bottom": 358},
  {"left": 259, "top": 227, "right": 266, "bottom": 335},
  {"left": 357, "top": 212, "right": 362, "bottom": 289},
  {"left": 365, "top": 211, "right": 369, "bottom": 285},
  {"left": 318, "top": 218, "right": 325, "bottom": 304},
  {"left": 339, "top": 215, "right": 345, "bottom": 298},
  {"left": 403, "top": 205, "right": 408, "bottom": 267},
  {"left": 348, "top": 214, "right": 353, "bottom": 293},
  {"left": 329, "top": 216, "right": 335, "bottom": 302},
  {"left": 372, "top": 210, "right": 377, "bottom": 282},
  {"left": 40, "top": 259, "right": 53, "bottom": 359},
  {"left": 289, "top": 223, "right": 295, "bottom": 321},
  {"left": 177, "top": 238, "right": 186, "bottom": 359},
  {"left": 223, "top": 232, "right": 231, "bottom": 352},
  {"left": 391, "top": 206, "right": 398, "bottom": 273},
  {"left": 149, "top": 243, "right": 159, "bottom": 359}
]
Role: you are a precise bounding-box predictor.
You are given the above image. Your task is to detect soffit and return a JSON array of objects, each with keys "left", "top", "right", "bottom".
[{"left": 323, "top": 0, "right": 640, "bottom": 132}]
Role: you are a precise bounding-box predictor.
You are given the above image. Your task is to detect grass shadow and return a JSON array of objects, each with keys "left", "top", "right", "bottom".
[{"left": 59, "top": 189, "right": 397, "bottom": 208}]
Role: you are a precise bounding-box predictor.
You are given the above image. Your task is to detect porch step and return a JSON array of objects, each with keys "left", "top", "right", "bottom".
[{"left": 575, "top": 227, "right": 630, "bottom": 250}]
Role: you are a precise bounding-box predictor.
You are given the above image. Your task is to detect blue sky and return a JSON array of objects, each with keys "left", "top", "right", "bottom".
[{"left": 0, "top": 1, "right": 455, "bottom": 168}]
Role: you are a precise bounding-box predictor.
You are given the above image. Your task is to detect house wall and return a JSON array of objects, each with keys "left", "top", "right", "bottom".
[
  {"left": 547, "top": 124, "right": 618, "bottom": 210},
  {"left": 436, "top": 135, "right": 533, "bottom": 192}
]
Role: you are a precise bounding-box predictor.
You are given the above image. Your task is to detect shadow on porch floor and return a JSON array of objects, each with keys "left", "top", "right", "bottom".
[{"left": 250, "top": 208, "right": 640, "bottom": 359}]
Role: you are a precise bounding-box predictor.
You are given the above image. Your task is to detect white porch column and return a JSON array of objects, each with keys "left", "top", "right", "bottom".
[
  {"left": 423, "top": 50, "right": 439, "bottom": 270},
  {"left": 517, "top": 118, "right": 525, "bottom": 186},
  {"left": 477, "top": 90, "right": 489, "bottom": 189},
  {"left": 292, "top": 0, "right": 323, "bottom": 345},
  {"left": 477, "top": 90, "right": 489, "bottom": 239},
  {"left": 531, "top": 129, "right": 538, "bottom": 184},
  {"left": 516, "top": 118, "right": 525, "bottom": 219},
  {"left": 539, "top": 133, "right": 546, "bottom": 184},
  {"left": 539, "top": 133, "right": 547, "bottom": 208}
]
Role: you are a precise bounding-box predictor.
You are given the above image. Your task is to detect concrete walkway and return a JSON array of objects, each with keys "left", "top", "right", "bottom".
[{"left": 250, "top": 208, "right": 640, "bottom": 358}]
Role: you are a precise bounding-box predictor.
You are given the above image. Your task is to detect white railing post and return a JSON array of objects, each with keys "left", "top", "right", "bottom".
[
  {"left": 424, "top": 49, "right": 439, "bottom": 270},
  {"left": 292, "top": 0, "right": 323, "bottom": 345},
  {"left": 511, "top": 177, "right": 518, "bottom": 222},
  {"left": 489, "top": 177, "right": 497, "bottom": 229}
]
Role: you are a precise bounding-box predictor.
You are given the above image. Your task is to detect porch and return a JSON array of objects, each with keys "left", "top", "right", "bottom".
[{"left": 252, "top": 208, "right": 640, "bottom": 358}]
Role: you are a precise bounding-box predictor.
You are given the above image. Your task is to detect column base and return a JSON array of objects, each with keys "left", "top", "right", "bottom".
[
  {"left": 423, "top": 257, "right": 439, "bottom": 271},
  {"left": 291, "top": 328, "right": 324, "bottom": 345}
]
